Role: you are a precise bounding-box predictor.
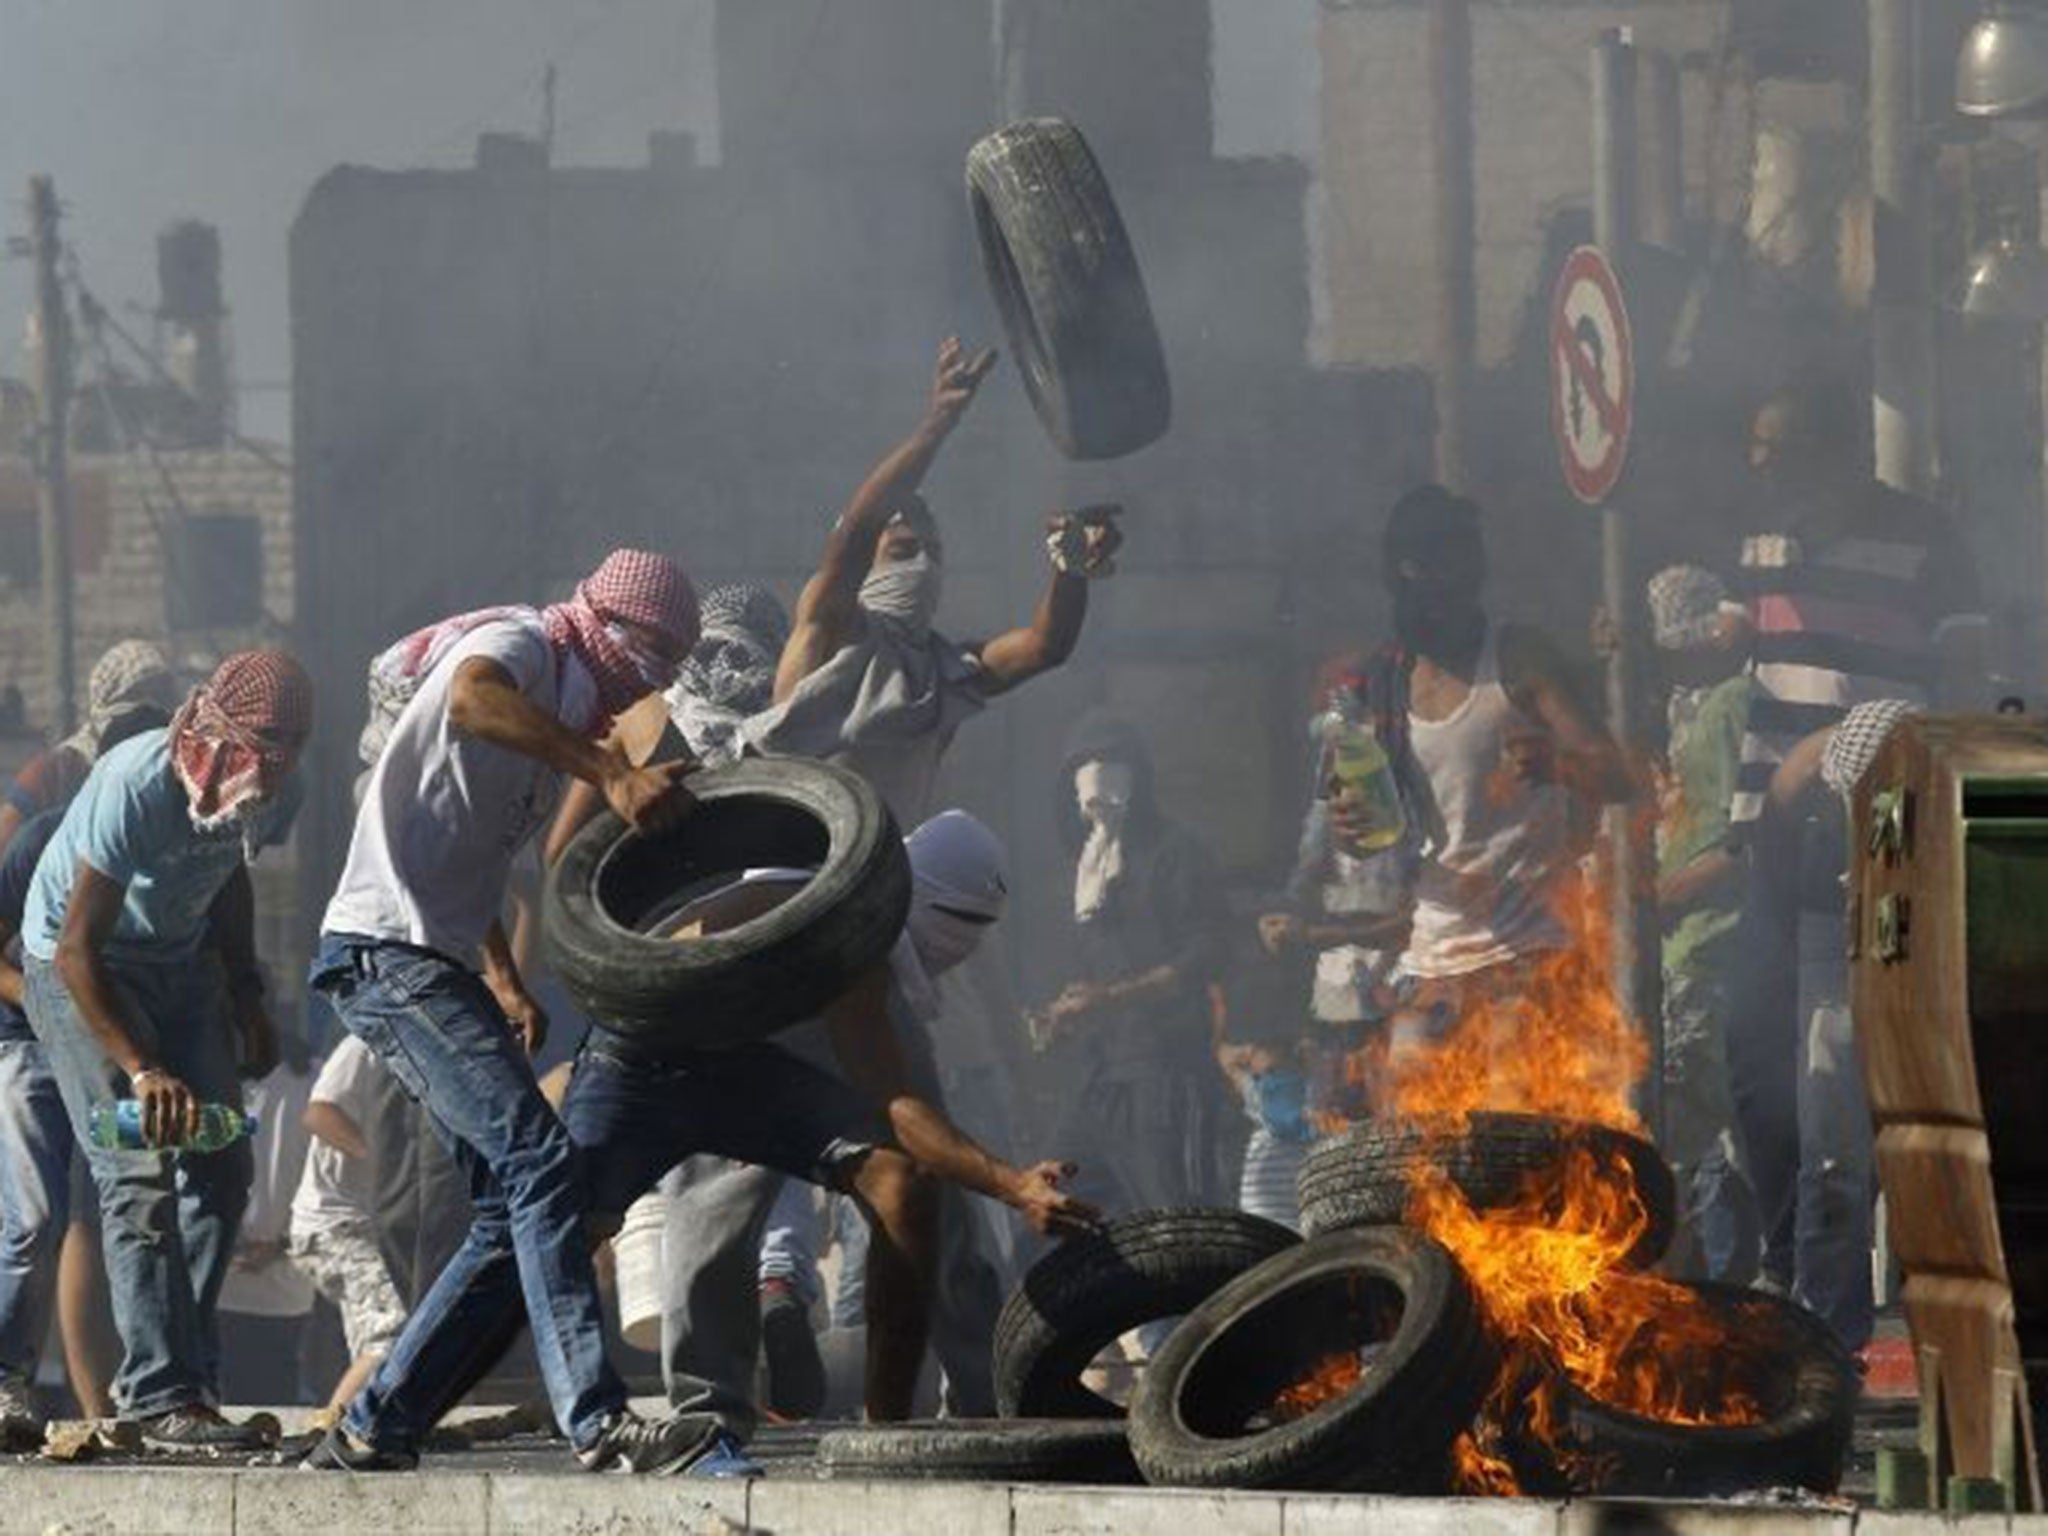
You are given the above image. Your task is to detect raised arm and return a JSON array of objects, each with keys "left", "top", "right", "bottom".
[
  {"left": 825, "top": 968, "right": 1097, "bottom": 1236},
  {"left": 775, "top": 339, "right": 997, "bottom": 701},
  {"left": 1500, "top": 624, "right": 1635, "bottom": 807}
]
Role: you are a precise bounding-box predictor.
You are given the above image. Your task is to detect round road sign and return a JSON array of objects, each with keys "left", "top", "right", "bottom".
[{"left": 1549, "top": 245, "right": 1634, "bottom": 506}]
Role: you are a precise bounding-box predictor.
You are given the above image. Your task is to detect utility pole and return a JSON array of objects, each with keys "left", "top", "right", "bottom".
[
  {"left": 1640, "top": 49, "right": 1685, "bottom": 252},
  {"left": 1429, "top": 0, "right": 1477, "bottom": 490},
  {"left": 1590, "top": 30, "right": 1662, "bottom": 1139},
  {"left": 1870, "top": 0, "right": 1936, "bottom": 493},
  {"left": 28, "top": 177, "right": 76, "bottom": 738}
]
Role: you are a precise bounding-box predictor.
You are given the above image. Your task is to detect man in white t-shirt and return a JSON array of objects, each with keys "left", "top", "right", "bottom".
[
  {"left": 288, "top": 1035, "right": 407, "bottom": 1415},
  {"left": 302, "top": 549, "right": 721, "bottom": 1477},
  {"left": 366, "top": 811, "right": 1095, "bottom": 1449}
]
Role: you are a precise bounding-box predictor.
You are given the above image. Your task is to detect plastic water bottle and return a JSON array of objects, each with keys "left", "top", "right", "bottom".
[
  {"left": 87, "top": 1099, "right": 259, "bottom": 1152},
  {"left": 1322, "top": 692, "right": 1406, "bottom": 856}
]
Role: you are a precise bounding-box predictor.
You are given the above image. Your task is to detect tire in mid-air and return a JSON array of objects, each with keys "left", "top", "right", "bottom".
[
  {"left": 543, "top": 758, "right": 909, "bottom": 1051},
  {"left": 966, "top": 117, "right": 1171, "bottom": 462}
]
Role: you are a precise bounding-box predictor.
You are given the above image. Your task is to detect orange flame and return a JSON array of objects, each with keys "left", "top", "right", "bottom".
[
  {"left": 1269, "top": 879, "right": 1766, "bottom": 1491},
  {"left": 1271, "top": 1353, "right": 1364, "bottom": 1424},
  {"left": 1400, "top": 884, "right": 1761, "bottom": 1492}
]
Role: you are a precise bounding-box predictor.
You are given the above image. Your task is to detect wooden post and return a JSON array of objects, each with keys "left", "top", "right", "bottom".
[{"left": 29, "top": 177, "right": 76, "bottom": 738}]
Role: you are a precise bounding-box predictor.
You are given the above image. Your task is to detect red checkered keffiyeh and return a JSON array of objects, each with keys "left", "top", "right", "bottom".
[
  {"left": 544, "top": 549, "right": 701, "bottom": 729},
  {"left": 358, "top": 549, "right": 700, "bottom": 755},
  {"left": 170, "top": 650, "right": 314, "bottom": 823}
]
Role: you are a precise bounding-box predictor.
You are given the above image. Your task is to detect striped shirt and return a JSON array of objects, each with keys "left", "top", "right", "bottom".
[{"left": 1729, "top": 485, "right": 1981, "bottom": 829}]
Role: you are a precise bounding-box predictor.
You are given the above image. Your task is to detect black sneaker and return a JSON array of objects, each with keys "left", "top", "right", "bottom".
[
  {"left": 761, "top": 1286, "right": 827, "bottom": 1420},
  {"left": 0, "top": 1374, "right": 44, "bottom": 1451},
  {"left": 575, "top": 1409, "right": 723, "bottom": 1475},
  {"left": 136, "top": 1404, "right": 271, "bottom": 1453},
  {"left": 299, "top": 1423, "right": 420, "bottom": 1473}
]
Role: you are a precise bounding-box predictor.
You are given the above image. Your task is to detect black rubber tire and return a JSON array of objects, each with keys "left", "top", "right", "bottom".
[
  {"left": 1504, "top": 1282, "right": 1858, "bottom": 1497},
  {"left": 966, "top": 118, "right": 1171, "bottom": 461},
  {"left": 1128, "top": 1228, "right": 1497, "bottom": 1493},
  {"left": 994, "top": 1208, "right": 1300, "bottom": 1420},
  {"left": 1297, "top": 1112, "right": 1678, "bottom": 1270},
  {"left": 816, "top": 1418, "right": 1138, "bottom": 1484},
  {"left": 542, "top": 758, "right": 910, "bottom": 1050}
]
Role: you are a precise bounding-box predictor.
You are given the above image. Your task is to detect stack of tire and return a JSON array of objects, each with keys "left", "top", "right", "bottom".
[{"left": 883, "top": 1112, "right": 1857, "bottom": 1497}]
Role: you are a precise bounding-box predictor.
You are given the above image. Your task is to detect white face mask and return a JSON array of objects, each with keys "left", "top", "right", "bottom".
[
  {"left": 606, "top": 621, "right": 679, "bottom": 693},
  {"left": 859, "top": 553, "right": 943, "bottom": 636},
  {"left": 908, "top": 903, "right": 989, "bottom": 977},
  {"left": 1074, "top": 760, "right": 1135, "bottom": 827},
  {"left": 902, "top": 809, "right": 1007, "bottom": 975}
]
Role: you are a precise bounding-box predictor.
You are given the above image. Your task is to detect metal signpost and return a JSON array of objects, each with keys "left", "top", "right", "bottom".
[{"left": 1551, "top": 223, "right": 1659, "bottom": 1138}]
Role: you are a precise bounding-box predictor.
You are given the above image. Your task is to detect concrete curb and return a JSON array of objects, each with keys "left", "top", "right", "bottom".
[{"left": 0, "top": 1470, "right": 2026, "bottom": 1536}]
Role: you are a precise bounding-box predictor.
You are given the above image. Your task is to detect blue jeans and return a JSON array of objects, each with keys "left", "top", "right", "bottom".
[
  {"left": 24, "top": 955, "right": 250, "bottom": 1418},
  {"left": 308, "top": 935, "right": 624, "bottom": 1454},
  {"left": 0, "top": 1037, "right": 73, "bottom": 1384},
  {"left": 1791, "top": 913, "right": 1874, "bottom": 1350},
  {"left": 758, "top": 1177, "right": 820, "bottom": 1303},
  {"left": 344, "top": 1022, "right": 883, "bottom": 1444}
]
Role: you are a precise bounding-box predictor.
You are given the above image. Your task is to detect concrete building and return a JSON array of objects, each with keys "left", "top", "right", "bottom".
[{"left": 289, "top": 0, "right": 1436, "bottom": 1056}]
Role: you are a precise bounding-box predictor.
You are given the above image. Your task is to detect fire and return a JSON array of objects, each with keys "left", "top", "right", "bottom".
[
  {"left": 1273, "top": 881, "right": 1766, "bottom": 1491},
  {"left": 1271, "top": 1353, "right": 1364, "bottom": 1423}
]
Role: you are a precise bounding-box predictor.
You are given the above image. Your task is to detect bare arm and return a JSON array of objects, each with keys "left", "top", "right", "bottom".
[
  {"left": 825, "top": 968, "right": 1097, "bottom": 1235},
  {"left": 0, "top": 916, "right": 20, "bottom": 1011},
  {"left": 56, "top": 861, "right": 198, "bottom": 1144},
  {"left": 1501, "top": 624, "right": 1635, "bottom": 807},
  {"left": 303, "top": 1099, "right": 371, "bottom": 1162},
  {"left": 0, "top": 804, "right": 22, "bottom": 870},
  {"left": 775, "top": 339, "right": 996, "bottom": 701},
  {"left": 480, "top": 917, "right": 546, "bottom": 1056},
  {"left": 975, "top": 570, "right": 1089, "bottom": 696},
  {"left": 1656, "top": 846, "right": 1741, "bottom": 914},
  {"left": 205, "top": 864, "right": 277, "bottom": 1079},
  {"left": 541, "top": 694, "right": 679, "bottom": 867},
  {"left": 450, "top": 656, "right": 692, "bottom": 835}
]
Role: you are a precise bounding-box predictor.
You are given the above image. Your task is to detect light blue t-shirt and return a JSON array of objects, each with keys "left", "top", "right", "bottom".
[{"left": 21, "top": 729, "right": 302, "bottom": 964}]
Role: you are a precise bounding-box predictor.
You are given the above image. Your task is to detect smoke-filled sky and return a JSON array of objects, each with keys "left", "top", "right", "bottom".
[{"left": 0, "top": 0, "right": 1317, "bottom": 442}]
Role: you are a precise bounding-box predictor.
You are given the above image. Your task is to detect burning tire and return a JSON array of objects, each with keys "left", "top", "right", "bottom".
[
  {"left": 966, "top": 118, "right": 1172, "bottom": 461},
  {"left": 1504, "top": 1282, "right": 1858, "bottom": 1498},
  {"left": 994, "top": 1207, "right": 1299, "bottom": 1419},
  {"left": 542, "top": 759, "right": 910, "bottom": 1049},
  {"left": 1296, "top": 1112, "right": 1677, "bottom": 1270},
  {"left": 1127, "top": 1228, "right": 1496, "bottom": 1492},
  {"left": 816, "top": 1418, "right": 1138, "bottom": 1484}
]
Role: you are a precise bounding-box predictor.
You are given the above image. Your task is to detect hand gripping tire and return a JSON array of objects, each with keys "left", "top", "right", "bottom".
[
  {"left": 994, "top": 1208, "right": 1300, "bottom": 1420},
  {"left": 1505, "top": 1281, "right": 1858, "bottom": 1498},
  {"left": 966, "top": 118, "right": 1171, "bottom": 461},
  {"left": 1128, "top": 1228, "right": 1497, "bottom": 1493},
  {"left": 816, "top": 1419, "right": 1139, "bottom": 1484},
  {"left": 1296, "top": 1112, "right": 1678, "bottom": 1270},
  {"left": 542, "top": 758, "right": 909, "bottom": 1050}
]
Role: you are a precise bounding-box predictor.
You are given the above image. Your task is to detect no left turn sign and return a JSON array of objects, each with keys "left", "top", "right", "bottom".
[{"left": 1550, "top": 246, "right": 1633, "bottom": 506}]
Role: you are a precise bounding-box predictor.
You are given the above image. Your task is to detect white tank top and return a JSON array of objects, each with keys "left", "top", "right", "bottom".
[{"left": 1403, "top": 629, "right": 1573, "bottom": 977}]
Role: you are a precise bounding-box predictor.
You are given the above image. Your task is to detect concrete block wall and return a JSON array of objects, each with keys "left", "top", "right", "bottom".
[
  {"left": 1317, "top": 0, "right": 1730, "bottom": 370},
  {"left": 0, "top": 1470, "right": 2021, "bottom": 1536},
  {"left": 0, "top": 443, "right": 293, "bottom": 731}
]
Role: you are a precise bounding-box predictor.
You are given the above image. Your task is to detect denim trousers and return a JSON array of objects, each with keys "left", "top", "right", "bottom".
[
  {"left": 25, "top": 955, "right": 250, "bottom": 1418},
  {"left": 0, "top": 1037, "right": 73, "bottom": 1384},
  {"left": 308, "top": 934, "right": 625, "bottom": 1454}
]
